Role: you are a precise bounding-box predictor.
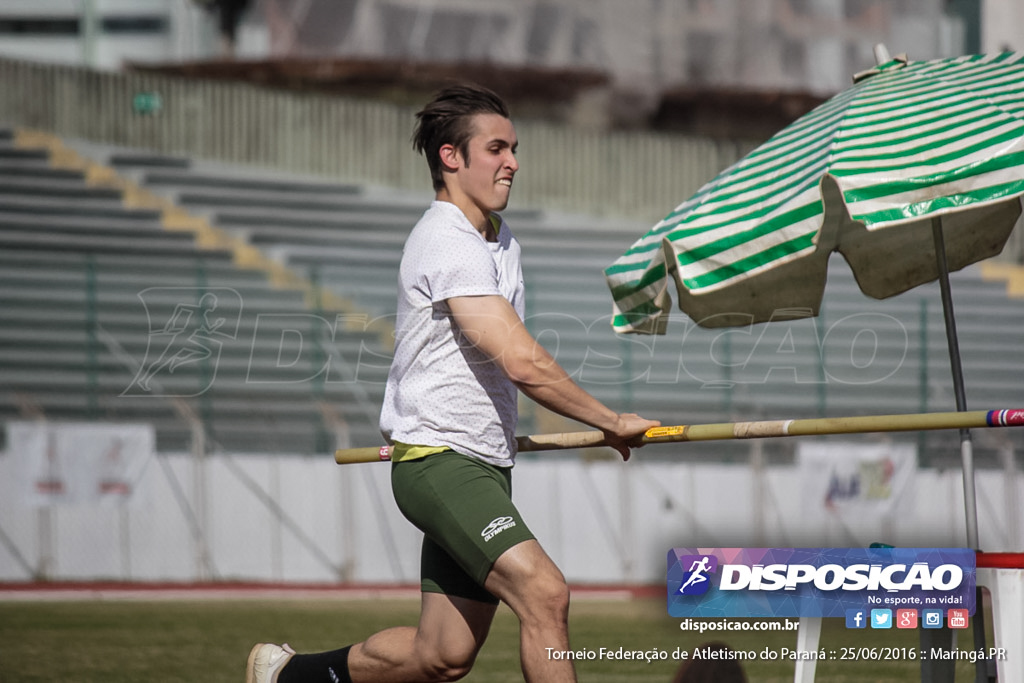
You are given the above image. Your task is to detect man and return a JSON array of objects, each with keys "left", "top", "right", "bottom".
[{"left": 247, "top": 83, "right": 659, "bottom": 683}]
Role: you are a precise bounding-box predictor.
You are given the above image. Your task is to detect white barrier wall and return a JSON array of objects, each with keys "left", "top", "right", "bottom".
[{"left": 0, "top": 447, "right": 1021, "bottom": 584}]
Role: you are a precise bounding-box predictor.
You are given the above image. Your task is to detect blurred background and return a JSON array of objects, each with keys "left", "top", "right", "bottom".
[
  {"left": 0, "top": 0, "right": 1022, "bottom": 587},
  {"left": 1, "top": 1, "right": 1018, "bottom": 133}
]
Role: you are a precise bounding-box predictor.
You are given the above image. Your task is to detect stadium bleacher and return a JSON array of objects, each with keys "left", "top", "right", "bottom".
[
  {"left": 1, "top": 125, "right": 1022, "bottom": 466},
  {"left": 0, "top": 129, "right": 389, "bottom": 454}
]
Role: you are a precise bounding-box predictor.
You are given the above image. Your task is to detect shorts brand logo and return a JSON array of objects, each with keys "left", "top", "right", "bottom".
[{"left": 481, "top": 516, "right": 516, "bottom": 542}]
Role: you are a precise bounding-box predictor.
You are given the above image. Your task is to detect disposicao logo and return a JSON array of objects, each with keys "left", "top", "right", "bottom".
[
  {"left": 676, "top": 555, "right": 718, "bottom": 595},
  {"left": 667, "top": 548, "right": 975, "bottom": 619}
]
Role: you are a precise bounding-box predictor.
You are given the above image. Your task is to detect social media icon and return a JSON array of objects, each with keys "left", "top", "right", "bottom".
[
  {"left": 871, "top": 609, "right": 892, "bottom": 629},
  {"left": 948, "top": 609, "right": 969, "bottom": 629},
  {"left": 845, "top": 609, "right": 866, "bottom": 629},
  {"left": 896, "top": 609, "right": 918, "bottom": 629},
  {"left": 922, "top": 609, "right": 944, "bottom": 628}
]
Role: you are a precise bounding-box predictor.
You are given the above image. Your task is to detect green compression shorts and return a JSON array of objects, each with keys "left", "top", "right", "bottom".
[{"left": 391, "top": 450, "right": 535, "bottom": 604}]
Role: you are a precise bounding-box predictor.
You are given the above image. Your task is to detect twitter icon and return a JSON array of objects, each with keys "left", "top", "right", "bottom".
[{"left": 871, "top": 609, "right": 893, "bottom": 629}]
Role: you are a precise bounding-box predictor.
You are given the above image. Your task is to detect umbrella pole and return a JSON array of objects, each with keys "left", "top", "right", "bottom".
[
  {"left": 932, "top": 218, "right": 991, "bottom": 683},
  {"left": 930, "top": 217, "right": 980, "bottom": 549}
]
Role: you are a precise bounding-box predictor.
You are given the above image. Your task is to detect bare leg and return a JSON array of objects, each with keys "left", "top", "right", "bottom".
[
  {"left": 347, "top": 592, "right": 496, "bottom": 683},
  {"left": 484, "top": 540, "right": 576, "bottom": 683}
]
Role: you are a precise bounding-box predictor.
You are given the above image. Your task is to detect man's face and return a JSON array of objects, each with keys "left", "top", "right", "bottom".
[{"left": 449, "top": 113, "right": 519, "bottom": 216}]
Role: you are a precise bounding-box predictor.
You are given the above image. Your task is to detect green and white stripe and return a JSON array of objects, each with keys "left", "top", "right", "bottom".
[{"left": 607, "top": 51, "right": 1024, "bottom": 333}]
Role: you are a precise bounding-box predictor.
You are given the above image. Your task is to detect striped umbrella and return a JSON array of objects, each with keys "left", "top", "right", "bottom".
[
  {"left": 607, "top": 51, "right": 1024, "bottom": 333},
  {"left": 606, "top": 50, "right": 1024, "bottom": 551}
]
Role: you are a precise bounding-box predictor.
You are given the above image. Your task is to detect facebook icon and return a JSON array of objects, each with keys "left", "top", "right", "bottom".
[{"left": 846, "top": 609, "right": 867, "bottom": 629}]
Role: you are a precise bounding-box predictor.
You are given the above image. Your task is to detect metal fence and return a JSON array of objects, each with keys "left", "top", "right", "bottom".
[{"left": 0, "top": 56, "right": 748, "bottom": 224}]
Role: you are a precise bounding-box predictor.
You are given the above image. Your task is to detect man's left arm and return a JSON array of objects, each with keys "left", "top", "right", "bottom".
[{"left": 448, "top": 294, "right": 659, "bottom": 459}]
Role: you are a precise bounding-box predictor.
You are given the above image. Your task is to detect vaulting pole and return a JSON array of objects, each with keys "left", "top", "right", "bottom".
[{"left": 334, "top": 409, "right": 1024, "bottom": 464}]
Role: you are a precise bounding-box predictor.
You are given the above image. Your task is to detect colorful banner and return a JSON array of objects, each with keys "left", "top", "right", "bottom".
[
  {"left": 797, "top": 442, "right": 917, "bottom": 519},
  {"left": 667, "top": 547, "right": 976, "bottom": 618}
]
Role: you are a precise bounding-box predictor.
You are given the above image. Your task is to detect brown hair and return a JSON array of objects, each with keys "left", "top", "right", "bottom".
[{"left": 412, "top": 83, "right": 510, "bottom": 191}]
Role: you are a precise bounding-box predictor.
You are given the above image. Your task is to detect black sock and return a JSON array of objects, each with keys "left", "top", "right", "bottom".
[{"left": 278, "top": 645, "right": 353, "bottom": 683}]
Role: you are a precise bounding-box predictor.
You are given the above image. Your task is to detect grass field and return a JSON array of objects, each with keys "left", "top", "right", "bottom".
[{"left": 0, "top": 596, "right": 986, "bottom": 682}]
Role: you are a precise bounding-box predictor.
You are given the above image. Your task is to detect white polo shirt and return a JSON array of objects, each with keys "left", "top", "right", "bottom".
[{"left": 379, "top": 201, "right": 525, "bottom": 466}]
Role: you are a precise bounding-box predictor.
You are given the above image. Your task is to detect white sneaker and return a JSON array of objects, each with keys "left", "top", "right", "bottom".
[{"left": 246, "top": 643, "right": 296, "bottom": 683}]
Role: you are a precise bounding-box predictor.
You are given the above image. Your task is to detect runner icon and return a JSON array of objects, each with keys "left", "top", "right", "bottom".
[
  {"left": 679, "top": 556, "right": 712, "bottom": 593},
  {"left": 136, "top": 293, "right": 226, "bottom": 391}
]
